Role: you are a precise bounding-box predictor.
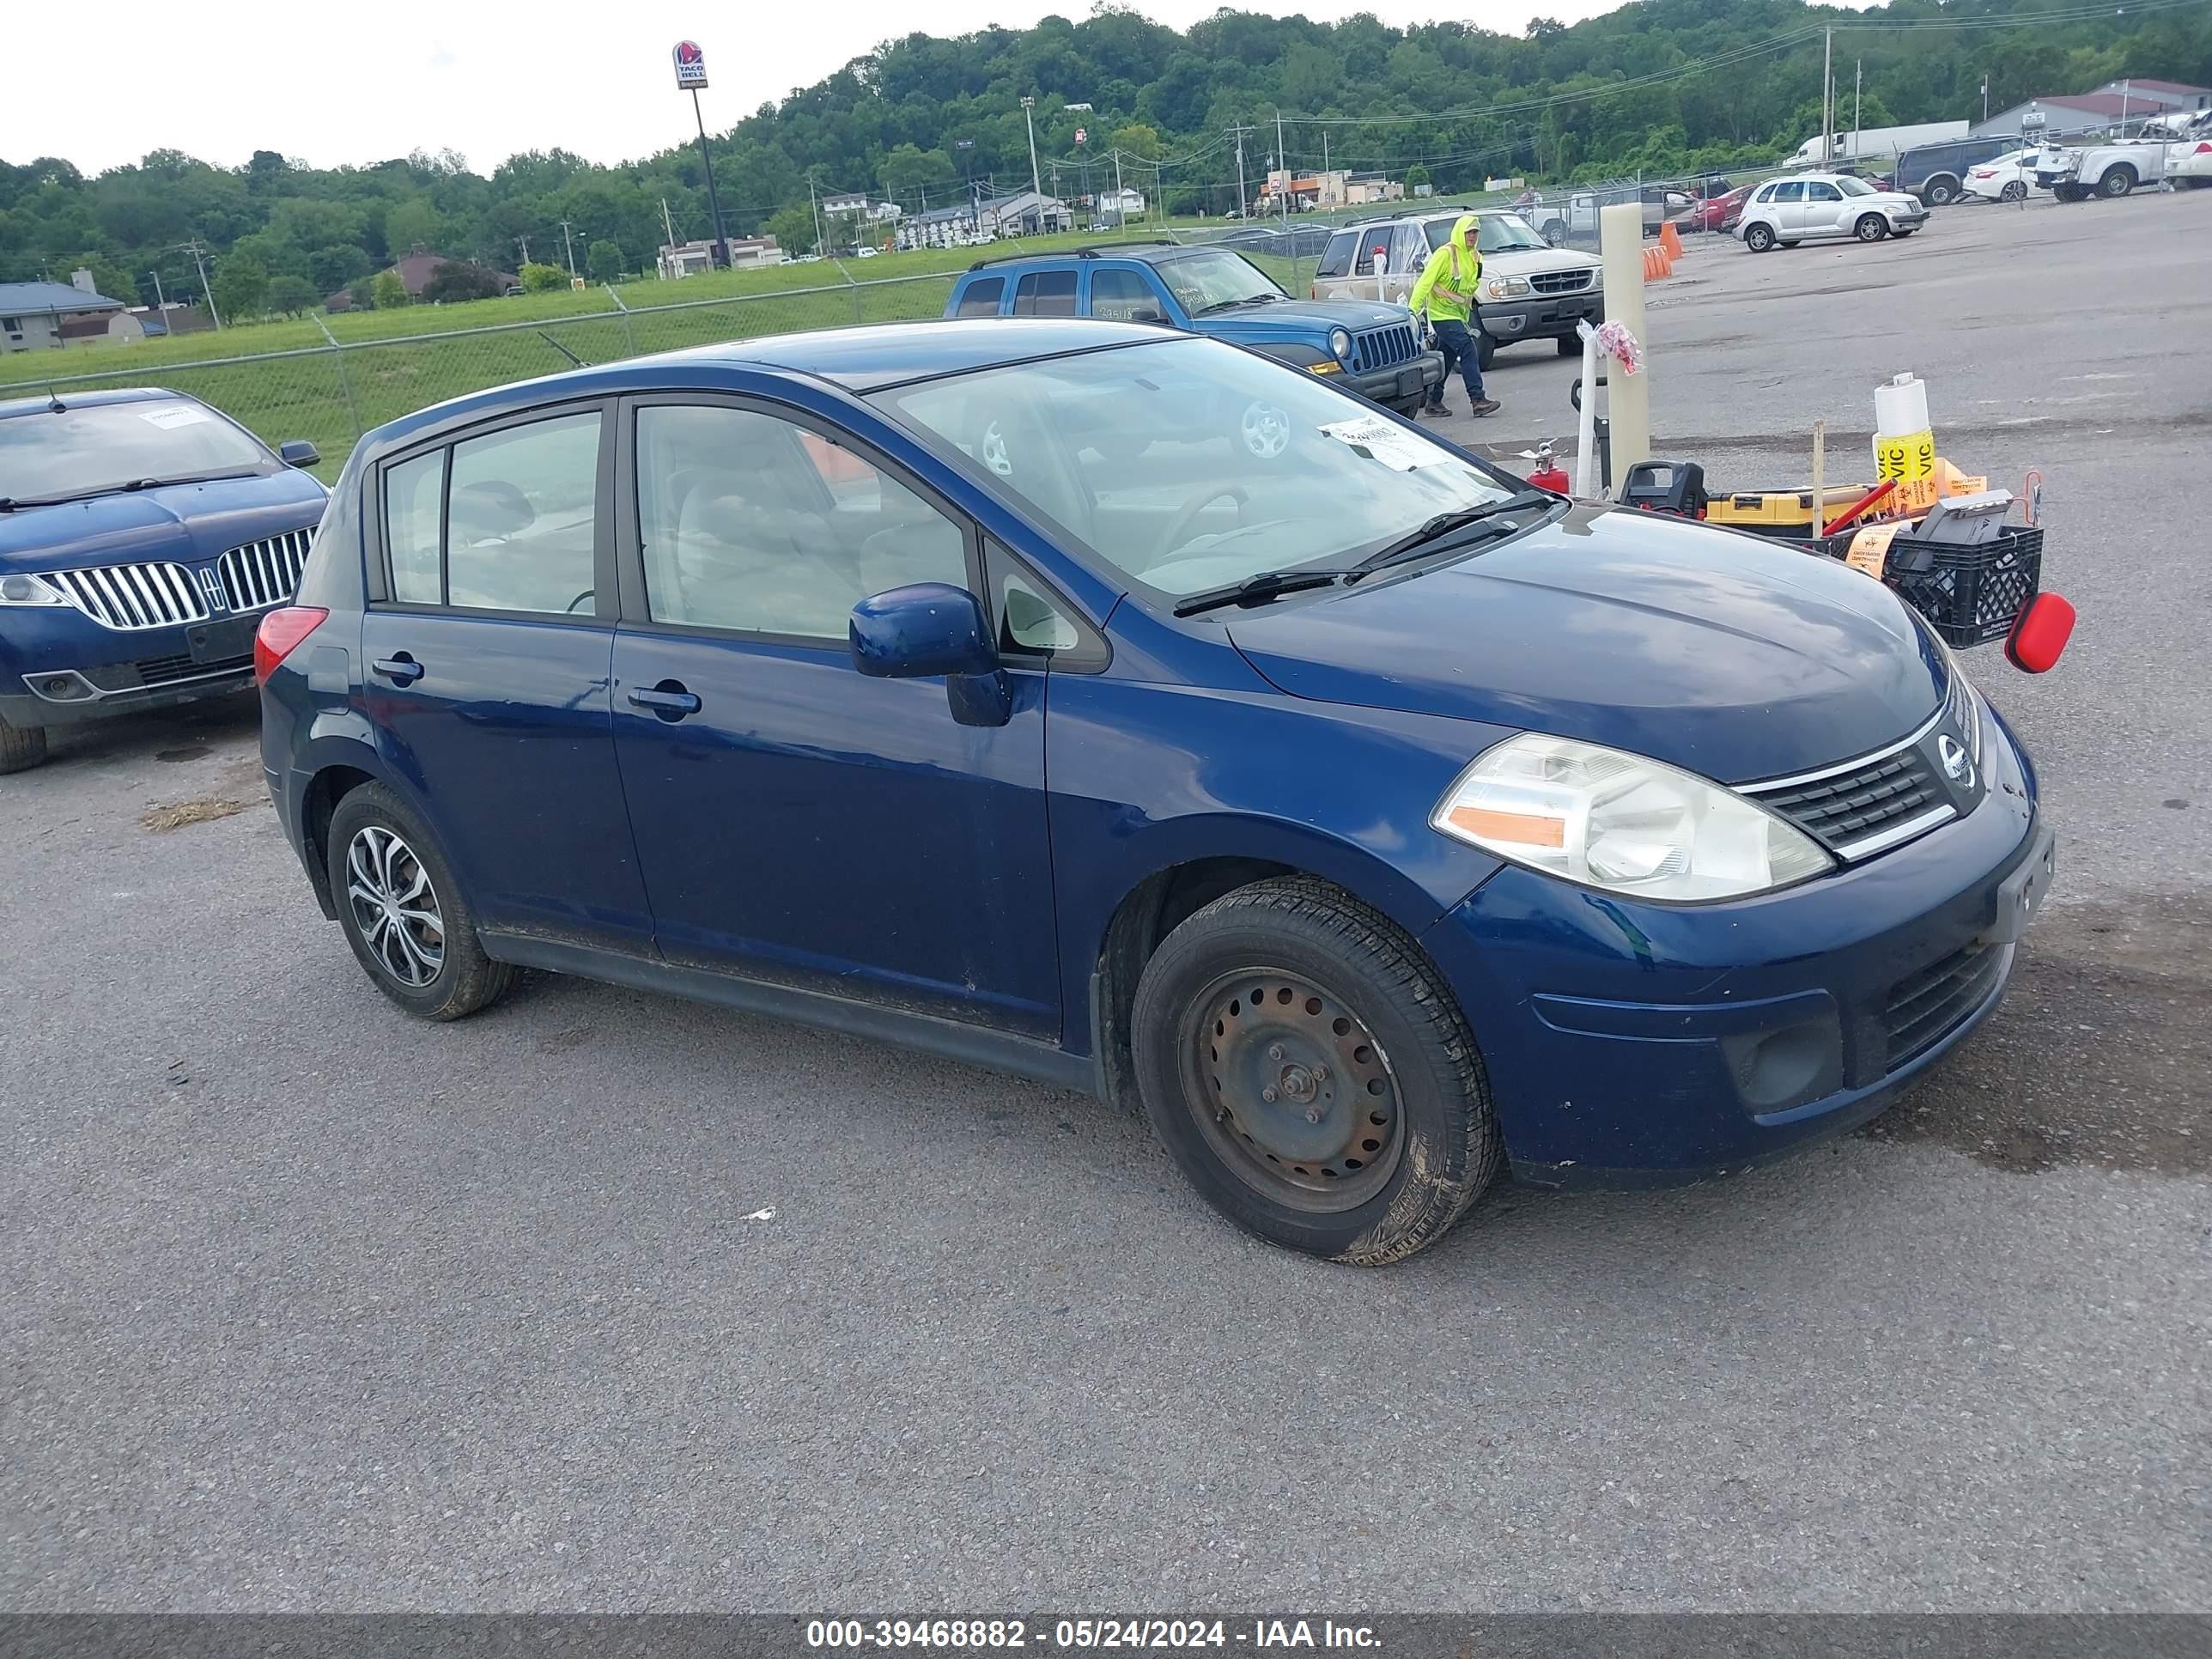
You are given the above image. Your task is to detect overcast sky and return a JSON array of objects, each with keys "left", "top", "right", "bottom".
[{"left": 4, "top": 0, "right": 1631, "bottom": 179}]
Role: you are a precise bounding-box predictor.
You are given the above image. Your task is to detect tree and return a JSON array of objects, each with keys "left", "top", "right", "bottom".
[
  {"left": 309, "top": 244, "right": 371, "bottom": 293},
  {"left": 1403, "top": 163, "right": 1431, "bottom": 193},
  {"left": 210, "top": 251, "right": 270, "bottom": 320},
  {"left": 765, "top": 204, "right": 816, "bottom": 255},
  {"left": 267, "top": 275, "right": 319, "bottom": 317},
  {"left": 371, "top": 270, "right": 408, "bottom": 310},
  {"left": 384, "top": 197, "right": 445, "bottom": 256},
  {"left": 420, "top": 260, "right": 502, "bottom": 303},
  {"left": 348, "top": 275, "right": 379, "bottom": 311},
  {"left": 585, "top": 239, "right": 623, "bottom": 284},
  {"left": 520, "top": 261, "right": 568, "bottom": 293}
]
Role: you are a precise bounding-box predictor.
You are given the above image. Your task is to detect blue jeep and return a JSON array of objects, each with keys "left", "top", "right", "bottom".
[{"left": 944, "top": 240, "right": 1444, "bottom": 416}]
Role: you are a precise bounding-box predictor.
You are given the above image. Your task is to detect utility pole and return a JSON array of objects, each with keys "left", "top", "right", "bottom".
[
  {"left": 516, "top": 234, "right": 531, "bottom": 265},
  {"left": 2119, "top": 77, "right": 2131, "bottom": 128},
  {"left": 1020, "top": 96, "right": 1042, "bottom": 197},
  {"left": 808, "top": 173, "right": 823, "bottom": 258},
  {"left": 1234, "top": 124, "right": 1249, "bottom": 217},
  {"left": 1113, "top": 147, "right": 1124, "bottom": 227},
  {"left": 148, "top": 269, "right": 167, "bottom": 318},
  {"left": 183, "top": 237, "right": 221, "bottom": 330},
  {"left": 1820, "top": 26, "right": 1834, "bottom": 164},
  {"left": 1854, "top": 59, "right": 1863, "bottom": 156},
  {"left": 1983, "top": 72, "right": 1991, "bottom": 125},
  {"left": 1275, "top": 106, "right": 1287, "bottom": 218},
  {"left": 558, "top": 220, "right": 578, "bottom": 278}
]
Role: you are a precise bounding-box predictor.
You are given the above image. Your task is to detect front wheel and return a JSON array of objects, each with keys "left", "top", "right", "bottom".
[
  {"left": 328, "top": 781, "right": 514, "bottom": 1020},
  {"left": 1855, "top": 214, "right": 1889, "bottom": 243},
  {"left": 1744, "top": 222, "right": 1776, "bottom": 252},
  {"left": 1557, "top": 334, "right": 1579, "bottom": 357},
  {"left": 0, "top": 718, "right": 48, "bottom": 775},
  {"left": 1129, "top": 877, "right": 1502, "bottom": 1265}
]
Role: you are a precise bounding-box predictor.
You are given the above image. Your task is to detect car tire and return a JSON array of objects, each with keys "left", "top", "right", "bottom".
[
  {"left": 1923, "top": 176, "right": 1959, "bottom": 206},
  {"left": 1129, "top": 876, "right": 1503, "bottom": 1265},
  {"left": 1745, "top": 222, "right": 1776, "bottom": 252},
  {"left": 1855, "top": 214, "right": 1889, "bottom": 242},
  {"left": 2100, "top": 166, "right": 2136, "bottom": 198},
  {"left": 1557, "top": 334, "right": 1579, "bottom": 356},
  {"left": 1779, "top": 240, "right": 1801, "bottom": 248},
  {"left": 2001, "top": 180, "right": 2028, "bottom": 203},
  {"left": 0, "top": 718, "right": 49, "bottom": 775},
  {"left": 327, "top": 781, "right": 514, "bottom": 1021}
]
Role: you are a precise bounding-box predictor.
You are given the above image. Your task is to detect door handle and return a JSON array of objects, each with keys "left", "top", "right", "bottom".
[
  {"left": 627, "top": 684, "right": 702, "bottom": 718},
  {"left": 371, "top": 654, "right": 424, "bottom": 684}
]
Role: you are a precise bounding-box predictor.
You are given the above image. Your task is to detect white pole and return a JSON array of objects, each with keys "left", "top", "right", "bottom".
[
  {"left": 1854, "top": 61, "right": 1863, "bottom": 157},
  {"left": 1573, "top": 319, "right": 1601, "bottom": 498},
  {"left": 1821, "top": 27, "right": 1834, "bottom": 164},
  {"left": 1598, "top": 201, "right": 1650, "bottom": 488},
  {"left": 1022, "top": 98, "right": 1042, "bottom": 197}
]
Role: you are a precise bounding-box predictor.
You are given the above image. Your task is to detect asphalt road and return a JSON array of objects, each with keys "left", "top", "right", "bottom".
[{"left": 4, "top": 191, "right": 2209, "bottom": 1614}]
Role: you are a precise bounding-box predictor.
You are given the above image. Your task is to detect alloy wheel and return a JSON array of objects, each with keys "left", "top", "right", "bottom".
[
  {"left": 345, "top": 825, "right": 447, "bottom": 988},
  {"left": 1181, "top": 968, "right": 1405, "bottom": 1212}
]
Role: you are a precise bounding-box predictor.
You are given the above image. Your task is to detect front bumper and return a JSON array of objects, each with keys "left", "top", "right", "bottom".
[
  {"left": 1347, "top": 350, "right": 1445, "bottom": 406},
  {"left": 0, "top": 605, "right": 261, "bottom": 729},
  {"left": 1480, "top": 289, "right": 1604, "bottom": 343},
  {"left": 1418, "top": 708, "right": 2046, "bottom": 1185}
]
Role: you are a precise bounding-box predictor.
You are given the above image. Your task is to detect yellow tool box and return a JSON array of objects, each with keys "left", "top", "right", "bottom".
[{"left": 1703, "top": 486, "right": 1869, "bottom": 535}]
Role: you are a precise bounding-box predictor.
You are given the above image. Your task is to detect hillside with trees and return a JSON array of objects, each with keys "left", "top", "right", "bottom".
[{"left": 3, "top": 0, "right": 2205, "bottom": 314}]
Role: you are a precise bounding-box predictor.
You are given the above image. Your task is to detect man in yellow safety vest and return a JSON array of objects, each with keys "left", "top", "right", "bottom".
[{"left": 1407, "top": 212, "right": 1500, "bottom": 419}]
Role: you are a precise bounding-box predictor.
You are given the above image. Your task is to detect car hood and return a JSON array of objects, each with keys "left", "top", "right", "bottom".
[
  {"left": 1200, "top": 297, "right": 1412, "bottom": 337},
  {"left": 0, "top": 470, "right": 328, "bottom": 572},
  {"left": 1224, "top": 504, "right": 1948, "bottom": 785},
  {"left": 1481, "top": 246, "right": 1603, "bottom": 280}
]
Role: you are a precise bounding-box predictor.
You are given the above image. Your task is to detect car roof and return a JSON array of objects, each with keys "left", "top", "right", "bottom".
[
  {"left": 963, "top": 240, "right": 1226, "bottom": 273},
  {"left": 0, "top": 386, "right": 186, "bottom": 422},
  {"left": 363, "top": 318, "right": 1176, "bottom": 450}
]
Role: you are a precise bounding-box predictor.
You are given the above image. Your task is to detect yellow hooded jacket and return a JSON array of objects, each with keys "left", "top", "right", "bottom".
[{"left": 1407, "top": 214, "right": 1482, "bottom": 325}]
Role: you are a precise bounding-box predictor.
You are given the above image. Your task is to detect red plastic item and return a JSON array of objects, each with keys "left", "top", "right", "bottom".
[
  {"left": 254, "top": 605, "right": 328, "bottom": 684},
  {"left": 2004, "top": 592, "right": 2074, "bottom": 674},
  {"left": 1528, "top": 460, "right": 1571, "bottom": 495},
  {"left": 1821, "top": 478, "right": 1897, "bottom": 538}
]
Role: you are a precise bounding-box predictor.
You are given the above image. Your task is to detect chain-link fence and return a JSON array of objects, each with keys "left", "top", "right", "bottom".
[{"left": 20, "top": 268, "right": 959, "bottom": 480}]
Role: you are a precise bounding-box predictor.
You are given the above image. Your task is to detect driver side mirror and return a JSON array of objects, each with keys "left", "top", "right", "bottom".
[
  {"left": 278, "top": 439, "right": 320, "bottom": 468},
  {"left": 1129, "top": 307, "right": 1170, "bottom": 325},
  {"left": 850, "top": 583, "right": 1012, "bottom": 726}
]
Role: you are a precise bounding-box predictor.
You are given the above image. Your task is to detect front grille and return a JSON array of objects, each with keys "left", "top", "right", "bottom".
[
  {"left": 1352, "top": 322, "right": 1418, "bottom": 373},
  {"left": 1529, "top": 269, "right": 1593, "bottom": 295},
  {"left": 218, "top": 528, "right": 313, "bottom": 613},
  {"left": 1884, "top": 943, "right": 2008, "bottom": 1070},
  {"left": 46, "top": 562, "right": 210, "bottom": 631},
  {"left": 134, "top": 652, "right": 252, "bottom": 686},
  {"left": 1746, "top": 743, "right": 1948, "bottom": 856}
]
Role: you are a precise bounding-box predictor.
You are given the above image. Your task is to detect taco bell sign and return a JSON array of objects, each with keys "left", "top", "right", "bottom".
[{"left": 672, "top": 40, "right": 708, "bottom": 89}]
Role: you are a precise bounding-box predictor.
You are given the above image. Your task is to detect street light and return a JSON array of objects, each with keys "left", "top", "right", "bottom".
[{"left": 1019, "top": 96, "right": 1042, "bottom": 198}]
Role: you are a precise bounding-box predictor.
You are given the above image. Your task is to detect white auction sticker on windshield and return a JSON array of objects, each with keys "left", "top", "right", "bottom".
[
  {"left": 1320, "top": 415, "right": 1434, "bottom": 472},
  {"left": 137, "top": 404, "right": 212, "bottom": 428}
]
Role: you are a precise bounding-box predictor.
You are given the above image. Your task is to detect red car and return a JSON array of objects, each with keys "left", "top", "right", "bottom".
[{"left": 1696, "top": 184, "right": 1754, "bottom": 232}]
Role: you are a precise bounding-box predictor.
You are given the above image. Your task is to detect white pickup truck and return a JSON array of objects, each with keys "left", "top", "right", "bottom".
[{"left": 2033, "top": 137, "right": 2175, "bottom": 199}]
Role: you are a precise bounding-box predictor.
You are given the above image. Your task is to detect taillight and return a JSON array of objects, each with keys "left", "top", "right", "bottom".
[{"left": 254, "top": 605, "right": 329, "bottom": 684}]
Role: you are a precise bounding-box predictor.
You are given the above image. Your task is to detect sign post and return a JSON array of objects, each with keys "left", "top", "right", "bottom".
[{"left": 672, "top": 41, "right": 730, "bottom": 269}]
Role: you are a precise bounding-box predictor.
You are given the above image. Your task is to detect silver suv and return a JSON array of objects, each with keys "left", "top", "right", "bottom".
[
  {"left": 1737, "top": 173, "right": 1929, "bottom": 252},
  {"left": 1311, "top": 210, "right": 1604, "bottom": 369}
]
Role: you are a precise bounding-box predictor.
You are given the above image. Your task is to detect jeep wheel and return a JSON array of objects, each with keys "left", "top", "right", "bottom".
[
  {"left": 1130, "top": 877, "right": 1502, "bottom": 1265},
  {"left": 328, "top": 781, "right": 514, "bottom": 1020},
  {"left": 0, "top": 718, "right": 49, "bottom": 775},
  {"left": 1923, "top": 176, "right": 1959, "bottom": 207}
]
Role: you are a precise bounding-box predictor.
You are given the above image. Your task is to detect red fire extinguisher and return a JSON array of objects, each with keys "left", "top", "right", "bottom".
[{"left": 1528, "top": 441, "right": 1570, "bottom": 495}]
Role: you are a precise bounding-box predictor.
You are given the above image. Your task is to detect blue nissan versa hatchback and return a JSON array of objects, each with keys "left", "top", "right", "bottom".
[
  {"left": 1, "top": 388, "right": 327, "bottom": 773},
  {"left": 258, "top": 319, "right": 2054, "bottom": 1265}
]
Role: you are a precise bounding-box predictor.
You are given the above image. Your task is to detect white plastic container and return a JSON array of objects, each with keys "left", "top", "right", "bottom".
[{"left": 1872, "top": 371, "right": 1934, "bottom": 480}]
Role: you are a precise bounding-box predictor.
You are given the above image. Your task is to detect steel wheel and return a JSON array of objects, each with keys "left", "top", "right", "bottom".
[
  {"left": 344, "top": 825, "right": 446, "bottom": 988},
  {"left": 1179, "top": 968, "right": 1405, "bottom": 1212},
  {"left": 1856, "top": 215, "right": 1888, "bottom": 242}
]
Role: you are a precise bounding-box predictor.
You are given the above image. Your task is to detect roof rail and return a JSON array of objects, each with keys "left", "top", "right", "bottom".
[{"left": 965, "top": 237, "right": 1183, "bottom": 271}]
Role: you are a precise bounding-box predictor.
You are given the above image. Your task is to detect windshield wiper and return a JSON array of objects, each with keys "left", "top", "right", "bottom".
[
  {"left": 0, "top": 471, "right": 261, "bottom": 511},
  {"left": 1352, "top": 489, "right": 1559, "bottom": 577},
  {"left": 1194, "top": 295, "right": 1276, "bottom": 315},
  {"left": 1172, "top": 566, "right": 1358, "bottom": 617}
]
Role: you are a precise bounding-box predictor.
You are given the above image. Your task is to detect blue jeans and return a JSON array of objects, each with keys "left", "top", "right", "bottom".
[{"left": 1425, "top": 315, "right": 1486, "bottom": 406}]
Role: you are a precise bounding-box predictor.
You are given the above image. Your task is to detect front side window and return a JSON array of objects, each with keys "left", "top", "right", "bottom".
[
  {"left": 0, "top": 398, "right": 276, "bottom": 506},
  {"left": 444, "top": 413, "right": 600, "bottom": 614},
  {"left": 1088, "top": 267, "right": 1157, "bottom": 321},
  {"left": 635, "top": 404, "right": 967, "bottom": 641},
  {"left": 1152, "top": 250, "right": 1284, "bottom": 315},
  {"left": 878, "top": 337, "right": 1518, "bottom": 602},
  {"left": 1808, "top": 182, "right": 1843, "bottom": 202},
  {"left": 1012, "top": 270, "right": 1078, "bottom": 317}
]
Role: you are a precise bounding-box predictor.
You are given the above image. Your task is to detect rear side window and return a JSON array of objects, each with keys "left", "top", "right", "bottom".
[
  {"left": 383, "top": 451, "right": 444, "bottom": 605},
  {"left": 1771, "top": 181, "right": 1805, "bottom": 203},
  {"left": 955, "top": 276, "right": 1005, "bottom": 317},
  {"left": 1315, "top": 232, "right": 1354, "bottom": 279},
  {"left": 1088, "top": 268, "right": 1155, "bottom": 321},
  {"left": 380, "top": 410, "right": 601, "bottom": 613},
  {"left": 1013, "top": 270, "right": 1078, "bottom": 317}
]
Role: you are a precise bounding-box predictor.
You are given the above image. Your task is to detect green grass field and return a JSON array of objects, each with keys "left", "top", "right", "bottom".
[{"left": 4, "top": 220, "right": 1313, "bottom": 480}]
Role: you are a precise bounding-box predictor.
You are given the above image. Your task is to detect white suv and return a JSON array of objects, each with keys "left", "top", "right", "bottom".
[{"left": 1738, "top": 173, "right": 1929, "bottom": 252}]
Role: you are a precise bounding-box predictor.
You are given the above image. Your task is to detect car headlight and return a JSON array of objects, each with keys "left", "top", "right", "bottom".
[
  {"left": 1431, "top": 733, "right": 1834, "bottom": 901},
  {"left": 1480, "top": 276, "right": 1532, "bottom": 301},
  {"left": 0, "top": 573, "right": 69, "bottom": 606},
  {"left": 1328, "top": 326, "right": 1352, "bottom": 362}
]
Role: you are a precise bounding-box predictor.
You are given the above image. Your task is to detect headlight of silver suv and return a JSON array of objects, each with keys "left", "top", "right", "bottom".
[
  {"left": 1431, "top": 733, "right": 1835, "bottom": 901},
  {"left": 0, "top": 573, "right": 70, "bottom": 606}
]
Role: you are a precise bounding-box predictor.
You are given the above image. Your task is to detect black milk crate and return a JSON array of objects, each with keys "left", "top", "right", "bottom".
[{"left": 1806, "top": 524, "right": 2043, "bottom": 647}]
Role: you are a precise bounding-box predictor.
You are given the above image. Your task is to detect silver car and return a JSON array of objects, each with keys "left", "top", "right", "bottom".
[
  {"left": 1311, "top": 210, "right": 1604, "bottom": 368},
  {"left": 1737, "top": 173, "right": 1929, "bottom": 252}
]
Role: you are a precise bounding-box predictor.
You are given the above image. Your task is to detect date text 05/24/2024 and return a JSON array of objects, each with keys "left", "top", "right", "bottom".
[{"left": 805, "top": 1620, "right": 1382, "bottom": 1649}]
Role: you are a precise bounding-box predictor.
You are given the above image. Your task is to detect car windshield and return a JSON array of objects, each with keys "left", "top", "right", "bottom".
[
  {"left": 876, "top": 337, "right": 1519, "bottom": 599},
  {"left": 1835, "top": 175, "right": 1877, "bottom": 197},
  {"left": 0, "top": 399, "right": 274, "bottom": 503},
  {"left": 1424, "top": 214, "right": 1549, "bottom": 254},
  {"left": 1153, "top": 249, "right": 1285, "bottom": 314}
]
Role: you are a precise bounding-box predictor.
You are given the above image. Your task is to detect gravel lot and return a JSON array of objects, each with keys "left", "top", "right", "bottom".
[{"left": 3, "top": 190, "right": 2209, "bottom": 1613}]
